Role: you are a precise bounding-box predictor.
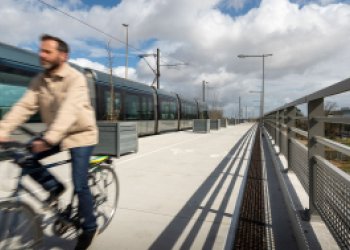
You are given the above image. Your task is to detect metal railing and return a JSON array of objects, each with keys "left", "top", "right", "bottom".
[{"left": 263, "top": 78, "right": 350, "bottom": 248}]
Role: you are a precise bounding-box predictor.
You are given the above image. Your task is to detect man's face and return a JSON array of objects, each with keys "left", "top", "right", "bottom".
[{"left": 39, "top": 39, "right": 66, "bottom": 72}]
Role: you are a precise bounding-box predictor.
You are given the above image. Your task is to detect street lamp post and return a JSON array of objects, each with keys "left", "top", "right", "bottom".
[
  {"left": 238, "top": 96, "right": 241, "bottom": 123},
  {"left": 249, "top": 90, "right": 262, "bottom": 121},
  {"left": 237, "top": 53, "right": 273, "bottom": 125},
  {"left": 202, "top": 80, "right": 209, "bottom": 102},
  {"left": 122, "top": 23, "right": 129, "bottom": 79}
]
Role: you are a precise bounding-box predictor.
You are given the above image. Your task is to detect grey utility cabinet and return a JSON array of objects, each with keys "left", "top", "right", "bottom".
[
  {"left": 193, "top": 119, "right": 210, "bottom": 133},
  {"left": 210, "top": 119, "right": 221, "bottom": 130},
  {"left": 220, "top": 118, "right": 227, "bottom": 128},
  {"left": 94, "top": 121, "right": 138, "bottom": 157}
]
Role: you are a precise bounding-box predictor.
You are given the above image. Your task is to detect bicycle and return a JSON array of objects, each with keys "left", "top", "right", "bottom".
[{"left": 0, "top": 126, "right": 119, "bottom": 250}]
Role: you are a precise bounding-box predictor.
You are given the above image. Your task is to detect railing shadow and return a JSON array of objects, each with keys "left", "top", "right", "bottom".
[{"left": 149, "top": 126, "right": 256, "bottom": 250}]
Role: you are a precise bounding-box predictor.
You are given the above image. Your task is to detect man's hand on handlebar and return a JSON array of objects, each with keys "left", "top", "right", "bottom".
[{"left": 31, "top": 139, "right": 51, "bottom": 153}]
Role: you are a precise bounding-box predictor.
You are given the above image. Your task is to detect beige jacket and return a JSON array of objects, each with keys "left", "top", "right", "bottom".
[{"left": 0, "top": 63, "right": 98, "bottom": 149}]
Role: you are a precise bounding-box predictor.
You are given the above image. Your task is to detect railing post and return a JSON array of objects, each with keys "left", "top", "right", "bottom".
[
  {"left": 286, "top": 107, "right": 296, "bottom": 169},
  {"left": 277, "top": 109, "right": 282, "bottom": 152},
  {"left": 276, "top": 110, "right": 280, "bottom": 149},
  {"left": 282, "top": 108, "right": 286, "bottom": 154},
  {"left": 271, "top": 112, "right": 274, "bottom": 141},
  {"left": 308, "top": 98, "right": 324, "bottom": 216},
  {"left": 275, "top": 111, "right": 278, "bottom": 143}
]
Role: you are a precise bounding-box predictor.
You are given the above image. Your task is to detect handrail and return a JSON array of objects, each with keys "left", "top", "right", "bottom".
[
  {"left": 290, "top": 116, "right": 307, "bottom": 121},
  {"left": 315, "top": 136, "right": 350, "bottom": 158},
  {"left": 314, "top": 116, "right": 350, "bottom": 125},
  {"left": 266, "top": 77, "right": 350, "bottom": 114},
  {"left": 290, "top": 138, "right": 308, "bottom": 150},
  {"left": 290, "top": 127, "right": 308, "bottom": 138},
  {"left": 262, "top": 76, "right": 350, "bottom": 248}
]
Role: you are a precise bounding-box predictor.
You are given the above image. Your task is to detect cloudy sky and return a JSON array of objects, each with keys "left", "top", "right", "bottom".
[{"left": 1, "top": 0, "right": 350, "bottom": 118}]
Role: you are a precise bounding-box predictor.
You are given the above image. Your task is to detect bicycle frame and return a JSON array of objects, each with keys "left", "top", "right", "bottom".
[
  {"left": 1, "top": 126, "right": 118, "bottom": 248},
  {"left": 9, "top": 158, "right": 71, "bottom": 205}
]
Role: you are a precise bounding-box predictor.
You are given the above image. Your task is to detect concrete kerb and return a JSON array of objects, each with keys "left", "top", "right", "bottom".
[{"left": 224, "top": 124, "right": 258, "bottom": 250}]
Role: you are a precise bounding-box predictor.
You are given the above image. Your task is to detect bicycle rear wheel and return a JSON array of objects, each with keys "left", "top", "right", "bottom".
[
  {"left": 89, "top": 164, "right": 119, "bottom": 233},
  {"left": 0, "top": 200, "right": 42, "bottom": 250}
]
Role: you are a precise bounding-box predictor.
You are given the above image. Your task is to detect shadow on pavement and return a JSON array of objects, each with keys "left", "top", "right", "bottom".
[{"left": 149, "top": 127, "right": 255, "bottom": 250}]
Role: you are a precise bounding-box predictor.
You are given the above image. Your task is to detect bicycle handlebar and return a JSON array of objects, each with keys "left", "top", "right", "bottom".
[
  {"left": 0, "top": 125, "right": 43, "bottom": 150},
  {"left": 0, "top": 125, "right": 42, "bottom": 164},
  {"left": 0, "top": 125, "right": 38, "bottom": 149}
]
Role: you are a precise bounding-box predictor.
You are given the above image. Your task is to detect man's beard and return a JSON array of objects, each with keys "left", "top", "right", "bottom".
[{"left": 41, "top": 59, "right": 61, "bottom": 73}]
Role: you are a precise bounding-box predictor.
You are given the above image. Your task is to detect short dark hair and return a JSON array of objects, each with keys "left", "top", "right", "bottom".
[{"left": 40, "top": 34, "right": 69, "bottom": 53}]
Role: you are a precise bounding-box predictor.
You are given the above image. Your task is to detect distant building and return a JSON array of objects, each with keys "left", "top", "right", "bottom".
[
  {"left": 340, "top": 107, "right": 350, "bottom": 117},
  {"left": 340, "top": 108, "right": 350, "bottom": 137},
  {"left": 324, "top": 107, "right": 350, "bottom": 138}
]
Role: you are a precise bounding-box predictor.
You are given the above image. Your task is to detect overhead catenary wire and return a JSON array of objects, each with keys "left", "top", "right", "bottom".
[{"left": 36, "top": 0, "right": 188, "bottom": 66}]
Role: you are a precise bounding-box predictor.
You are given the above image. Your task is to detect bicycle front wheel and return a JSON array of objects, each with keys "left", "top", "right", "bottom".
[
  {"left": 0, "top": 200, "right": 42, "bottom": 250},
  {"left": 89, "top": 164, "right": 119, "bottom": 233}
]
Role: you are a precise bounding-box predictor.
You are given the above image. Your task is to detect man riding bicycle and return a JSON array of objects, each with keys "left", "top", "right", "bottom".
[{"left": 0, "top": 34, "right": 98, "bottom": 250}]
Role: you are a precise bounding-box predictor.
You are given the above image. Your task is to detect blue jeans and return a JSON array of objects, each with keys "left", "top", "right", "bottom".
[{"left": 25, "top": 145, "right": 97, "bottom": 232}]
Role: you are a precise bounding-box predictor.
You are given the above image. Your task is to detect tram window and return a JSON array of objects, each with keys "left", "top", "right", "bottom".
[
  {"left": 147, "top": 97, "right": 154, "bottom": 119},
  {"left": 159, "top": 97, "right": 177, "bottom": 120},
  {"left": 104, "top": 90, "right": 121, "bottom": 120},
  {"left": 0, "top": 71, "right": 41, "bottom": 122},
  {"left": 182, "top": 102, "right": 189, "bottom": 119},
  {"left": 124, "top": 93, "right": 140, "bottom": 120},
  {"left": 170, "top": 102, "right": 177, "bottom": 119},
  {"left": 140, "top": 95, "right": 154, "bottom": 120},
  {"left": 181, "top": 102, "right": 197, "bottom": 119},
  {"left": 0, "top": 83, "right": 27, "bottom": 107},
  {"left": 190, "top": 104, "right": 197, "bottom": 119},
  {"left": 160, "top": 99, "right": 168, "bottom": 119},
  {"left": 115, "top": 92, "right": 121, "bottom": 118},
  {"left": 0, "top": 65, "right": 37, "bottom": 78}
]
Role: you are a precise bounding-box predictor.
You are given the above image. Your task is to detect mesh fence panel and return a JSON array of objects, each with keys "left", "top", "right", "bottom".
[
  {"left": 314, "top": 158, "right": 350, "bottom": 248},
  {"left": 290, "top": 139, "right": 309, "bottom": 194}
]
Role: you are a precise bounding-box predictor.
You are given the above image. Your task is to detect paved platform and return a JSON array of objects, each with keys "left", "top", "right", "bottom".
[
  {"left": 1, "top": 122, "right": 342, "bottom": 250},
  {"left": 0, "top": 122, "right": 255, "bottom": 250},
  {"left": 93, "top": 123, "right": 255, "bottom": 250}
]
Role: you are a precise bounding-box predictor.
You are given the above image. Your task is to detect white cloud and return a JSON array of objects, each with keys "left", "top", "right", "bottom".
[
  {"left": 69, "top": 58, "right": 108, "bottom": 72},
  {"left": 292, "top": 0, "right": 342, "bottom": 5},
  {"left": 1, "top": 0, "right": 350, "bottom": 117},
  {"left": 70, "top": 57, "right": 139, "bottom": 81},
  {"left": 223, "top": 0, "right": 251, "bottom": 10}
]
